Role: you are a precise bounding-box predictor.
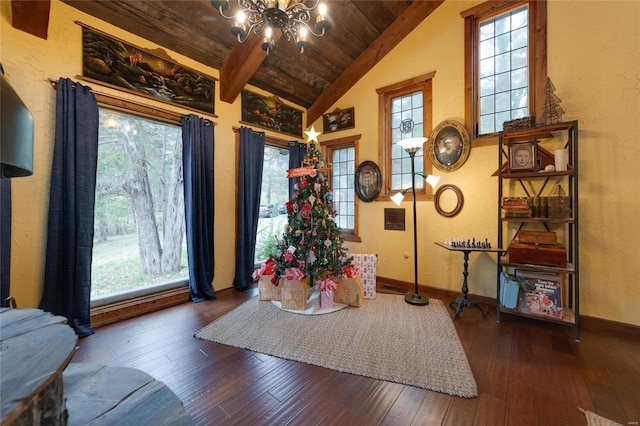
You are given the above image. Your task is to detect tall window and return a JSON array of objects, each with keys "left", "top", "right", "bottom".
[
  {"left": 478, "top": 5, "right": 529, "bottom": 135},
  {"left": 463, "top": 0, "right": 547, "bottom": 140},
  {"left": 377, "top": 73, "right": 435, "bottom": 199},
  {"left": 254, "top": 143, "right": 290, "bottom": 264},
  {"left": 92, "top": 108, "right": 187, "bottom": 305},
  {"left": 322, "top": 135, "right": 360, "bottom": 242}
]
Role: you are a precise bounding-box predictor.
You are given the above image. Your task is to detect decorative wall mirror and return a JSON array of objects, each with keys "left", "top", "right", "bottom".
[
  {"left": 428, "top": 120, "right": 470, "bottom": 172},
  {"left": 434, "top": 184, "right": 464, "bottom": 217}
]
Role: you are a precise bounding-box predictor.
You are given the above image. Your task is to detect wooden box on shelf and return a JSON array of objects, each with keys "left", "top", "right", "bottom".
[{"left": 507, "top": 242, "right": 567, "bottom": 268}]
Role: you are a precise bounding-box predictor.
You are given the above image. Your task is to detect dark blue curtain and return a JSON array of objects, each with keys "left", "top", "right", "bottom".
[
  {"left": 182, "top": 115, "right": 216, "bottom": 302},
  {"left": 288, "top": 141, "right": 307, "bottom": 199},
  {"left": 0, "top": 179, "right": 10, "bottom": 306},
  {"left": 233, "top": 127, "right": 265, "bottom": 290},
  {"left": 39, "top": 78, "right": 98, "bottom": 338}
]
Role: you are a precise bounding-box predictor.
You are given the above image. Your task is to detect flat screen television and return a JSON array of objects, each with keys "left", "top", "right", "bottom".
[{"left": 1, "top": 69, "right": 34, "bottom": 178}]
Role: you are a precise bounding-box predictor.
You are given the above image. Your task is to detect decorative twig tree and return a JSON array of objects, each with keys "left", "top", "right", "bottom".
[
  {"left": 539, "top": 77, "right": 565, "bottom": 125},
  {"left": 272, "top": 127, "right": 350, "bottom": 284}
]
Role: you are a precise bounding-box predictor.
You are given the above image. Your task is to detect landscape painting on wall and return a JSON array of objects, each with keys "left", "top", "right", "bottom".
[
  {"left": 81, "top": 25, "right": 216, "bottom": 115},
  {"left": 241, "top": 89, "right": 303, "bottom": 138}
]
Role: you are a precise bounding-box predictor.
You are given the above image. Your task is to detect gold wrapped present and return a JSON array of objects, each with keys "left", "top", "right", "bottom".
[
  {"left": 258, "top": 275, "right": 281, "bottom": 301},
  {"left": 281, "top": 277, "right": 310, "bottom": 310},
  {"left": 334, "top": 277, "right": 363, "bottom": 307}
]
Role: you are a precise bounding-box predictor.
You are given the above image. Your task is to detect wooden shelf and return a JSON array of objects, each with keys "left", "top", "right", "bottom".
[
  {"left": 501, "top": 217, "right": 574, "bottom": 224},
  {"left": 500, "top": 257, "right": 575, "bottom": 274},
  {"left": 501, "top": 170, "right": 574, "bottom": 179},
  {"left": 500, "top": 306, "right": 576, "bottom": 325}
]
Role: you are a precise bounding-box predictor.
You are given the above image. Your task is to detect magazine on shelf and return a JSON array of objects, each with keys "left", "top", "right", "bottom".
[{"left": 515, "top": 270, "right": 563, "bottom": 319}]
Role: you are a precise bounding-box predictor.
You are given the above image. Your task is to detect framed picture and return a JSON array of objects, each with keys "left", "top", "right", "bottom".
[
  {"left": 434, "top": 184, "right": 464, "bottom": 218},
  {"left": 80, "top": 25, "right": 216, "bottom": 115},
  {"left": 509, "top": 142, "right": 538, "bottom": 171},
  {"left": 428, "top": 120, "right": 471, "bottom": 172},
  {"left": 241, "top": 90, "right": 303, "bottom": 138},
  {"left": 355, "top": 161, "right": 381, "bottom": 202},
  {"left": 322, "top": 107, "right": 355, "bottom": 133}
]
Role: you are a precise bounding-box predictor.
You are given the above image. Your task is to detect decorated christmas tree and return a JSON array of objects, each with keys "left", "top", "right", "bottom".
[{"left": 272, "top": 127, "right": 351, "bottom": 284}]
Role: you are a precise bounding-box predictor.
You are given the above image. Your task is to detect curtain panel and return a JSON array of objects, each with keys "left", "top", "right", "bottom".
[
  {"left": 288, "top": 141, "right": 307, "bottom": 200},
  {"left": 233, "top": 127, "right": 265, "bottom": 290},
  {"left": 39, "top": 78, "right": 98, "bottom": 338},
  {"left": 182, "top": 115, "right": 216, "bottom": 302}
]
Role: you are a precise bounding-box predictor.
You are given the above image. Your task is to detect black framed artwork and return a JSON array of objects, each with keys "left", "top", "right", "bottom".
[
  {"left": 354, "top": 161, "right": 381, "bottom": 202},
  {"left": 428, "top": 120, "right": 471, "bottom": 172}
]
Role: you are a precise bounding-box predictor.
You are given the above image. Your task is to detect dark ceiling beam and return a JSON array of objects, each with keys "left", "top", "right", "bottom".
[
  {"left": 219, "top": 31, "right": 283, "bottom": 104},
  {"left": 11, "top": 0, "right": 51, "bottom": 39},
  {"left": 306, "top": 0, "right": 444, "bottom": 126}
]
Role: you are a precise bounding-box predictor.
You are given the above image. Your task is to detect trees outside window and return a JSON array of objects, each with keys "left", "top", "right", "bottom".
[
  {"left": 254, "top": 144, "right": 290, "bottom": 264},
  {"left": 92, "top": 108, "right": 187, "bottom": 303}
]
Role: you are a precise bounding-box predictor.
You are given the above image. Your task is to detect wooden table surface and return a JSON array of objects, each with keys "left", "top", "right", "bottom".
[{"left": 0, "top": 308, "right": 77, "bottom": 424}]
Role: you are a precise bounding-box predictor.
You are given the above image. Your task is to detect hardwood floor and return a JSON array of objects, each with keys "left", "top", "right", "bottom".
[{"left": 70, "top": 286, "right": 639, "bottom": 425}]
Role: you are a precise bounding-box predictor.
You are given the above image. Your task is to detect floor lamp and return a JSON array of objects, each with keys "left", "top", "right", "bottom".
[{"left": 391, "top": 137, "right": 440, "bottom": 306}]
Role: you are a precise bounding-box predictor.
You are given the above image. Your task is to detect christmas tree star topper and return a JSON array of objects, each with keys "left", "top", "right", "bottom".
[{"left": 304, "top": 126, "right": 321, "bottom": 144}]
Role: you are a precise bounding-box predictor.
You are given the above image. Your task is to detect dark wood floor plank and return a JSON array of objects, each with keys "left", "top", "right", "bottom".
[
  {"left": 66, "top": 286, "right": 639, "bottom": 426},
  {"left": 381, "top": 385, "right": 428, "bottom": 425},
  {"left": 410, "top": 391, "right": 451, "bottom": 425},
  {"left": 473, "top": 393, "right": 506, "bottom": 426},
  {"left": 443, "top": 404, "right": 475, "bottom": 426}
]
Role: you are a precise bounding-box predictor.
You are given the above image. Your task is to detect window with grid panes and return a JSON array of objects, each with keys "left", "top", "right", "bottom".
[
  {"left": 478, "top": 5, "right": 529, "bottom": 135},
  {"left": 391, "top": 90, "right": 426, "bottom": 191},
  {"left": 331, "top": 146, "right": 355, "bottom": 234},
  {"left": 377, "top": 73, "right": 434, "bottom": 199},
  {"left": 462, "top": 0, "right": 547, "bottom": 140}
]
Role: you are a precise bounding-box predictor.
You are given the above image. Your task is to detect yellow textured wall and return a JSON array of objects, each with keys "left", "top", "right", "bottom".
[
  {"left": 0, "top": 0, "right": 297, "bottom": 308},
  {"left": 2, "top": 1, "right": 639, "bottom": 326},
  {"left": 313, "top": 0, "right": 640, "bottom": 326}
]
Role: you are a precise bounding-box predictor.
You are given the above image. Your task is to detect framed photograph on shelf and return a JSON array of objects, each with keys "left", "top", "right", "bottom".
[
  {"left": 354, "top": 161, "right": 381, "bottom": 202},
  {"left": 428, "top": 120, "right": 470, "bottom": 172},
  {"left": 322, "top": 107, "right": 355, "bottom": 133},
  {"left": 509, "top": 142, "right": 538, "bottom": 171}
]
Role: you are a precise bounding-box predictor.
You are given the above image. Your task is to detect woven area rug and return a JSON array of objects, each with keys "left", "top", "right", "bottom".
[
  {"left": 195, "top": 293, "right": 478, "bottom": 398},
  {"left": 580, "top": 408, "right": 623, "bottom": 426}
]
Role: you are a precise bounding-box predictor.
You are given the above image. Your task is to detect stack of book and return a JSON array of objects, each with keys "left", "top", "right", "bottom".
[{"left": 501, "top": 197, "right": 532, "bottom": 218}]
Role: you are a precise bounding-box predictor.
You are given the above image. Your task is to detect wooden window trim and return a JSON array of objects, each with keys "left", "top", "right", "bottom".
[
  {"left": 321, "top": 135, "right": 361, "bottom": 242},
  {"left": 462, "top": 0, "right": 547, "bottom": 147},
  {"left": 376, "top": 72, "right": 436, "bottom": 201}
]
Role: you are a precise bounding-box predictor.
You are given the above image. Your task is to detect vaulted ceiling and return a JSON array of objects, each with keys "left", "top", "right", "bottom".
[{"left": 16, "top": 0, "right": 444, "bottom": 125}]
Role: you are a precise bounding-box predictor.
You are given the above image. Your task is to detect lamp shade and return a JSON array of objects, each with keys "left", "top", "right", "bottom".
[
  {"left": 1, "top": 71, "right": 34, "bottom": 178},
  {"left": 425, "top": 174, "right": 440, "bottom": 188},
  {"left": 390, "top": 192, "right": 405, "bottom": 206},
  {"left": 397, "top": 137, "right": 427, "bottom": 152}
]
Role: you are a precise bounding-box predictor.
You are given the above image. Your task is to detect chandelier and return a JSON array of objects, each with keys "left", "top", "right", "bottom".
[{"left": 211, "top": 0, "right": 331, "bottom": 54}]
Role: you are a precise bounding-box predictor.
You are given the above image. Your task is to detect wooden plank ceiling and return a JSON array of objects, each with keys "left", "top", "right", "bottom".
[{"left": 47, "top": 1, "right": 444, "bottom": 125}]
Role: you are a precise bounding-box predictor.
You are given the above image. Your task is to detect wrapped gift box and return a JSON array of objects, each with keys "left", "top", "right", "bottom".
[
  {"left": 281, "top": 277, "right": 310, "bottom": 310},
  {"left": 334, "top": 277, "right": 363, "bottom": 307},
  {"left": 258, "top": 275, "right": 281, "bottom": 301},
  {"left": 320, "top": 290, "right": 334, "bottom": 309},
  {"left": 348, "top": 254, "right": 377, "bottom": 299}
]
